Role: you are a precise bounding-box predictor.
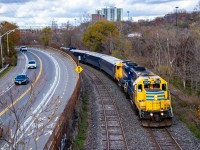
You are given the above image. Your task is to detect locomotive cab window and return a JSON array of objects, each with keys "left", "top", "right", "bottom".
[
  {"left": 116, "top": 66, "right": 120, "bottom": 70},
  {"left": 153, "top": 84, "right": 160, "bottom": 88},
  {"left": 144, "top": 84, "right": 150, "bottom": 89},
  {"left": 162, "top": 84, "right": 167, "bottom": 91},
  {"left": 138, "top": 84, "right": 142, "bottom": 92}
]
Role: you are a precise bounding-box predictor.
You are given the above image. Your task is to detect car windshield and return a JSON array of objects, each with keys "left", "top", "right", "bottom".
[
  {"left": 29, "top": 61, "right": 35, "bottom": 64},
  {"left": 16, "top": 75, "right": 26, "bottom": 79},
  {"left": 21, "top": 46, "right": 26, "bottom": 48}
]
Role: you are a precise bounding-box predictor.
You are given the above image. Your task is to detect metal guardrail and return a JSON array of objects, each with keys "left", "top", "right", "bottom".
[
  {"left": 0, "top": 64, "right": 9, "bottom": 74},
  {"left": 29, "top": 45, "right": 80, "bottom": 149}
]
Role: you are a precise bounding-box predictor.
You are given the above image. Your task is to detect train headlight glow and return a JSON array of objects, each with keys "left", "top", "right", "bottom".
[
  {"left": 154, "top": 95, "right": 158, "bottom": 101},
  {"left": 150, "top": 113, "right": 153, "bottom": 116},
  {"left": 161, "top": 112, "right": 164, "bottom": 116}
]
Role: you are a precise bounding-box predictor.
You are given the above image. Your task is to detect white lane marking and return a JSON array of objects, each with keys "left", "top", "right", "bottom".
[
  {"left": 54, "top": 55, "right": 69, "bottom": 98},
  {"left": 14, "top": 49, "right": 61, "bottom": 146},
  {"left": 0, "top": 52, "right": 28, "bottom": 96},
  {"left": 44, "top": 130, "right": 53, "bottom": 136},
  {"left": 55, "top": 55, "right": 71, "bottom": 112},
  {"left": 55, "top": 117, "right": 59, "bottom": 122},
  {"left": 22, "top": 52, "right": 28, "bottom": 74}
]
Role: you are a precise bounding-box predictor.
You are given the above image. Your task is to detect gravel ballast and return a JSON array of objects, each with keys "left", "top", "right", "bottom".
[{"left": 82, "top": 65, "right": 200, "bottom": 150}]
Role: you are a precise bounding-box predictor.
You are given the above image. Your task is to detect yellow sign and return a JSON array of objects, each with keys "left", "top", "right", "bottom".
[{"left": 75, "top": 66, "right": 83, "bottom": 73}]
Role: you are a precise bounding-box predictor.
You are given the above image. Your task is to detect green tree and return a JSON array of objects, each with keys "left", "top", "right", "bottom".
[
  {"left": 40, "top": 27, "right": 52, "bottom": 46},
  {"left": 82, "top": 20, "right": 119, "bottom": 53}
]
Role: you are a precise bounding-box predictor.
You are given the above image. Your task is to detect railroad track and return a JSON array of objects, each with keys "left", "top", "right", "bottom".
[
  {"left": 147, "top": 127, "right": 182, "bottom": 150},
  {"left": 84, "top": 65, "right": 128, "bottom": 150}
]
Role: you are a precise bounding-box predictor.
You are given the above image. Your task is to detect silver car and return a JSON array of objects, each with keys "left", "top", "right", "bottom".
[
  {"left": 28, "top": 60, "right": 37, "bottom": 69},
  {"left": 20, "top": 46, "right": 28, "bottom": 52}
]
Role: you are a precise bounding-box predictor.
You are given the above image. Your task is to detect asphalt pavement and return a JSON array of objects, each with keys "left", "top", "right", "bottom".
[{"left": 0, "top": 48, "right": 78, "bottom": 149}]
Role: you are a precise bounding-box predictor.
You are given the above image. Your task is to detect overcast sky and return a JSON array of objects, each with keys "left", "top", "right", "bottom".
[{"left": 0, "top": 0, "right": 199, "bottom": 29}]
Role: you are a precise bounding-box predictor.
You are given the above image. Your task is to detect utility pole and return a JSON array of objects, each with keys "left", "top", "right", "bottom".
[
  {"left": 127, "top": 11, "right": 130, "bottom": 21},
  {"left": 7, "top": 33, "right": 9, "bottom": 56},
  {"left": 0, "top": 29, "right": 16, "bottom": 68},
  {"left": 74, "top": 18, "right": 76, "bottom": 27},
  {"left": 175, "top": 6, "right": 179, "bottom": 26},
  {"left": 0, "top": 35, "right": 2, "bottom": 68}
]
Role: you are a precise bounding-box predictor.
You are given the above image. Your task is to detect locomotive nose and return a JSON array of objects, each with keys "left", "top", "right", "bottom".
[{"left": 154, "top": 114, "right": 161, "bottom": 122}]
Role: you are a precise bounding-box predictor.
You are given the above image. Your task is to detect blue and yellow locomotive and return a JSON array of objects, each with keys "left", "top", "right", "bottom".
[{"left": 69, "top": 49, "right": 173, "bottom": 127}]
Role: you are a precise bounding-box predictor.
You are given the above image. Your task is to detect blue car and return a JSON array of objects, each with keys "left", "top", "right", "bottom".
[{"left": 14, "top": 74, "right": 29, "bottom": 85}]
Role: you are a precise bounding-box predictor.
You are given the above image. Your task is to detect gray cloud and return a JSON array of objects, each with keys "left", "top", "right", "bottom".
[
  {"left": 0, "top": 0, "right": 198, "bottom": 27},
  {"left": 0, "top": 0, "right": 32, "bottom": 3},
  {"left": 145, "top": 0, "right": 184, "bottom": 4},
  {"left": 126, "top": 0, "right": 184, "bottom": 5}
]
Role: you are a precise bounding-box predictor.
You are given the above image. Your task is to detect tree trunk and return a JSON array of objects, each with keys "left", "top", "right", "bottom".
[{"left": 183, "top": 79, "right": 186, "bottom": 89}]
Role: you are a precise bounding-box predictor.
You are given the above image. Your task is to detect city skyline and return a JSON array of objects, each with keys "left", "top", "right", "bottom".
[{"left": 95, "top": 7, "right": 123, "bottom": 22}]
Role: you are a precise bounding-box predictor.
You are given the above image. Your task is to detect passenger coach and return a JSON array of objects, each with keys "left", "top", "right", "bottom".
[{"left": 70, "top": 49, "right": 173, "bottom": 127}]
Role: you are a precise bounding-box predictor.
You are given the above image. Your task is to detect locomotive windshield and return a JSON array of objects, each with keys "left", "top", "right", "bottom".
[
  {"left": 144, "top": 84, "right": 160, "bottom": 88},
  {"left": 144, "top": 84, "right": 160, "bottom": 91}
]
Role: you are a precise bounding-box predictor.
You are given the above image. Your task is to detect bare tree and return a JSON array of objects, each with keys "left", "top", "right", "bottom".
[
  {"left": 0, "top": 72, "right": 61, "bottom": 149},
  {"left": 78, "top": 12, "right": 91, "bottom": 25}
]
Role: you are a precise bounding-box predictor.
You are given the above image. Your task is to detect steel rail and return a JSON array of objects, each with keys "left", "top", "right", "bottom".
[
  {"left": 147, "top": 127, "right": 182, "bottom": 150},
  {"left": 84, "top": 65, "right": 129, "bottom": 150}
]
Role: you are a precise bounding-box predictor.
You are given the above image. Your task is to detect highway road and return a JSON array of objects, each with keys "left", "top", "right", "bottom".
[{"left": 0, "top": 47, "right": 78, "bottom": 149}]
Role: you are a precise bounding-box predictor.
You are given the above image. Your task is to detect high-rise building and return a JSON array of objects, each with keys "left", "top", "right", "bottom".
[
  {"left": 95, "top": 7, "right": 123, "bottom": 21},
  {"left": 92, "top": 14, "right": 106, "bottom": 23}
]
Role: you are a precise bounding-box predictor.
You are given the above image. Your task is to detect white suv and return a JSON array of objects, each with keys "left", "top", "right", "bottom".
[{"left": 28, "top": 60, "right": 37, "bottom": 69}]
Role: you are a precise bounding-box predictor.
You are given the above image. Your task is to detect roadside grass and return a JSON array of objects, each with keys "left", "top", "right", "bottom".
[
  {"left": 188, "top": 123, "right": 200, "bottom": 139},
  {"left": 170, "top": 76, "right": 200, "bottom": 96},
  {"left": 0, "top": 54, "right": 17, "bottom": 79},
  {"left": 177, "top": 114, "right": 185, "bottom": 122},
  {"left": 73, "top": 91, "right": 89, "bottom": 149},
  {"left": 170, "top": 76, "right": 200, "bottom": 139},
  {"left": 0, "top": 66, "right": 13, "bottom": 79},
  {"left": 172, "top": 95, "right": 200, "bottom": 140}
]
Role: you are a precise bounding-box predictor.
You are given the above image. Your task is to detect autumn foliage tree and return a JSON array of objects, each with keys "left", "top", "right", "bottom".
[
  {"left": 0, "top": 21, "right": 20, "bottom": 67},
  {"left": 82, "top": 20, "right": 119, "bottom": 53}
]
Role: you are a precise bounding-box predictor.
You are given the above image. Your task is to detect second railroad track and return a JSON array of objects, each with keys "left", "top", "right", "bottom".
[{"left": 84, "top": 65, "right": 129, "bottom": 150}]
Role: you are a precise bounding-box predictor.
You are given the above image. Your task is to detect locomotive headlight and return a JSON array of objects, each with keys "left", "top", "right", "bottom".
[
  {"left": 150, "top": 113, "right": 153, "bottom": 116},
  {"left": 154, "top": 95, "right": 158, "bottom": 101},
  {"left": 161, "top": 112, "right": 164, "bottom": 116}
]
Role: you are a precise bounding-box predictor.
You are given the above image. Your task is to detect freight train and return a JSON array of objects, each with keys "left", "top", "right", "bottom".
[{"left": 68, "top": 49, "right": 173, "bottom": 127}]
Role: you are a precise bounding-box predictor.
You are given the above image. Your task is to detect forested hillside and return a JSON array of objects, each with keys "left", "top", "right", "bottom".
[{"left": 16, "top": 4, "right": 200, "bottom": 137}]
